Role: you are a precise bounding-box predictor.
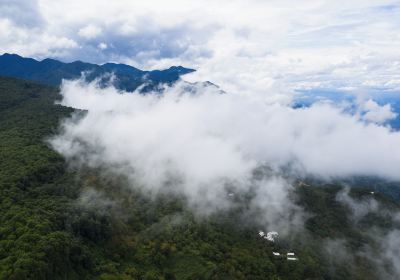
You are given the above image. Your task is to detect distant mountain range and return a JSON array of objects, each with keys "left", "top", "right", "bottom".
[{"left": 0, "top": 53, "right": 195, "bottom": 92}]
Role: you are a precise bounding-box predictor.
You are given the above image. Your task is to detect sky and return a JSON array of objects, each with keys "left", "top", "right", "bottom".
[{"left": 1, "top": 0, "right": 400, "bottom": 95}]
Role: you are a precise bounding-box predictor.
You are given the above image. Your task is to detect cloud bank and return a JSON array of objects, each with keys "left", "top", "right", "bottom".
[
  {"left": 1, "top": 0, "right": 400, "bottom": 94},
  {"left": 52, "top": 79, "right": 400, "bottom": 179},
  {"left": 49, "top": 79, "right": 400, "bottom": 233}
]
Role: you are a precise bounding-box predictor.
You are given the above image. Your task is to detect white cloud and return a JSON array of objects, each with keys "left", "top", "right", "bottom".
[
  {"left": 56, "top": 80, "right": 400, "bottom": 180},
  {"left": 1, "top": 0, "right": 400, "bottom": 93},
  {"left": 97, "top": 42, "right": 107, "bottom": 50},
  {"left": 50, "top": 80, "right": 400, "bottom": 221},
  {"left": 361, "top": 99, "right": 397, "bottom": 124},
  {"left": 78, "top": 24, "right": 102, "bottom": 39},
  {"left": 0, "top": 18, "right": 78, "bottom": 58}
]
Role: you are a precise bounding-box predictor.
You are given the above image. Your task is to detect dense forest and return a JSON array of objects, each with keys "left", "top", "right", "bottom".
[{"left": 0, "top": 76, "right": 399, "bottom": 280}]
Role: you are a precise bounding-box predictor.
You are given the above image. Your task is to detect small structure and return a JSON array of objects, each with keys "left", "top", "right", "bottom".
[
  {"left": 370, "top": 191, "right": 375, "bottom": 195},
  {"left": 265, "top": 231, "right": 279, "bottom": 242},
  {"left": 272, "top": 252, "right": 280, "bottom": 256},
  {"left": 228, "top": 192, "right": 235, "bottom": 197},
  {"left": 286, "top": 252, "right": 298, "bottom": 261}
]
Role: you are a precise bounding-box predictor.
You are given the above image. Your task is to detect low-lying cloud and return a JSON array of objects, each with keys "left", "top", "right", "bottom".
[
  {"left": 336, "top": 189, "right": 400, "bottom": 279},
  {"left": 50, "top": 78, "right": 400, "bottom": 232},
  {"left": 54, "top": 79, "right": 400, "bottom": 175}
]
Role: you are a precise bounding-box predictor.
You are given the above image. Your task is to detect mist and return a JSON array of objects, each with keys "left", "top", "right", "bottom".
[
  {"left": 336, "top": 189, "right": 400, "bottom": 279},
  {"left": 48, "top": 78, "right": 400, "bottom": 235}
]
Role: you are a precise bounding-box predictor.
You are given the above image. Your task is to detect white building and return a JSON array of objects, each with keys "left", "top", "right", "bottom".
[{"left": 266, "top": 231, "right": 279, "bottom": 242}]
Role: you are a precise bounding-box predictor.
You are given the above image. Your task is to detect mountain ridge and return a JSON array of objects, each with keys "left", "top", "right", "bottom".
[{"left": 0, "top": 53, "right": 195, "bottom": 92}]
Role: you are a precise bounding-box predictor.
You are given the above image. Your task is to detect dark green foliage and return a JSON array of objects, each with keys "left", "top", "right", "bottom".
[
  {"left": 0, "top": 77, "right": 93, "bottom": 279},
  {"left": 0, "top": 76, "right": 399, "bottom": 279}
]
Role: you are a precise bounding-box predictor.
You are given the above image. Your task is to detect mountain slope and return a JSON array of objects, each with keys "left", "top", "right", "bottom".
[
  {"left": 0, "top": 53, "right": 195, "bottom": 92},
  {"left": 1, "top": 76, "right": 400, "bottom": 279}
]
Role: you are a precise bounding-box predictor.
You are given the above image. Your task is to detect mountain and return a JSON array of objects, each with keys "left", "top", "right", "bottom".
[
  {"left": 1, "top": 76, "right": 400, "bottom": 279},
  {"left": 0, "top": 53, "right": 195, "bottom": 92}
]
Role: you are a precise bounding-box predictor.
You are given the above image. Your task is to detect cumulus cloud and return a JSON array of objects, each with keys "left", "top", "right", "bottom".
[
  {"left": 0, "top": 18, "right": 78, "bottom": 58},
  {"left": 78, "top": 24, "right": 102, "bottom": 39},
  {"left": 2, "top": 0, "right": 400, "bottom": 93},
  {"left": 97, "top": 42, "right": 108, "bottom": 50},
  {"left": 360, "top": 99, "right": 397, "bottom": 124}
]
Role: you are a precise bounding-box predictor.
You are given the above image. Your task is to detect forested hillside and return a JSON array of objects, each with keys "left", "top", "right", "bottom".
[{"left": 0, "top": 76, "right": 399, "bottom": 280}]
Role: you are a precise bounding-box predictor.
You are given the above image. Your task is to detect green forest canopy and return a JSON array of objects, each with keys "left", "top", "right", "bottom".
[{"left": 0, "top": 76, "right": 399, "bottom": 280}]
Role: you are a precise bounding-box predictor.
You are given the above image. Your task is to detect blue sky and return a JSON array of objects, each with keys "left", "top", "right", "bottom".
[{"left": 0, "top": 0, "right": 400, "bottom": 97}]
